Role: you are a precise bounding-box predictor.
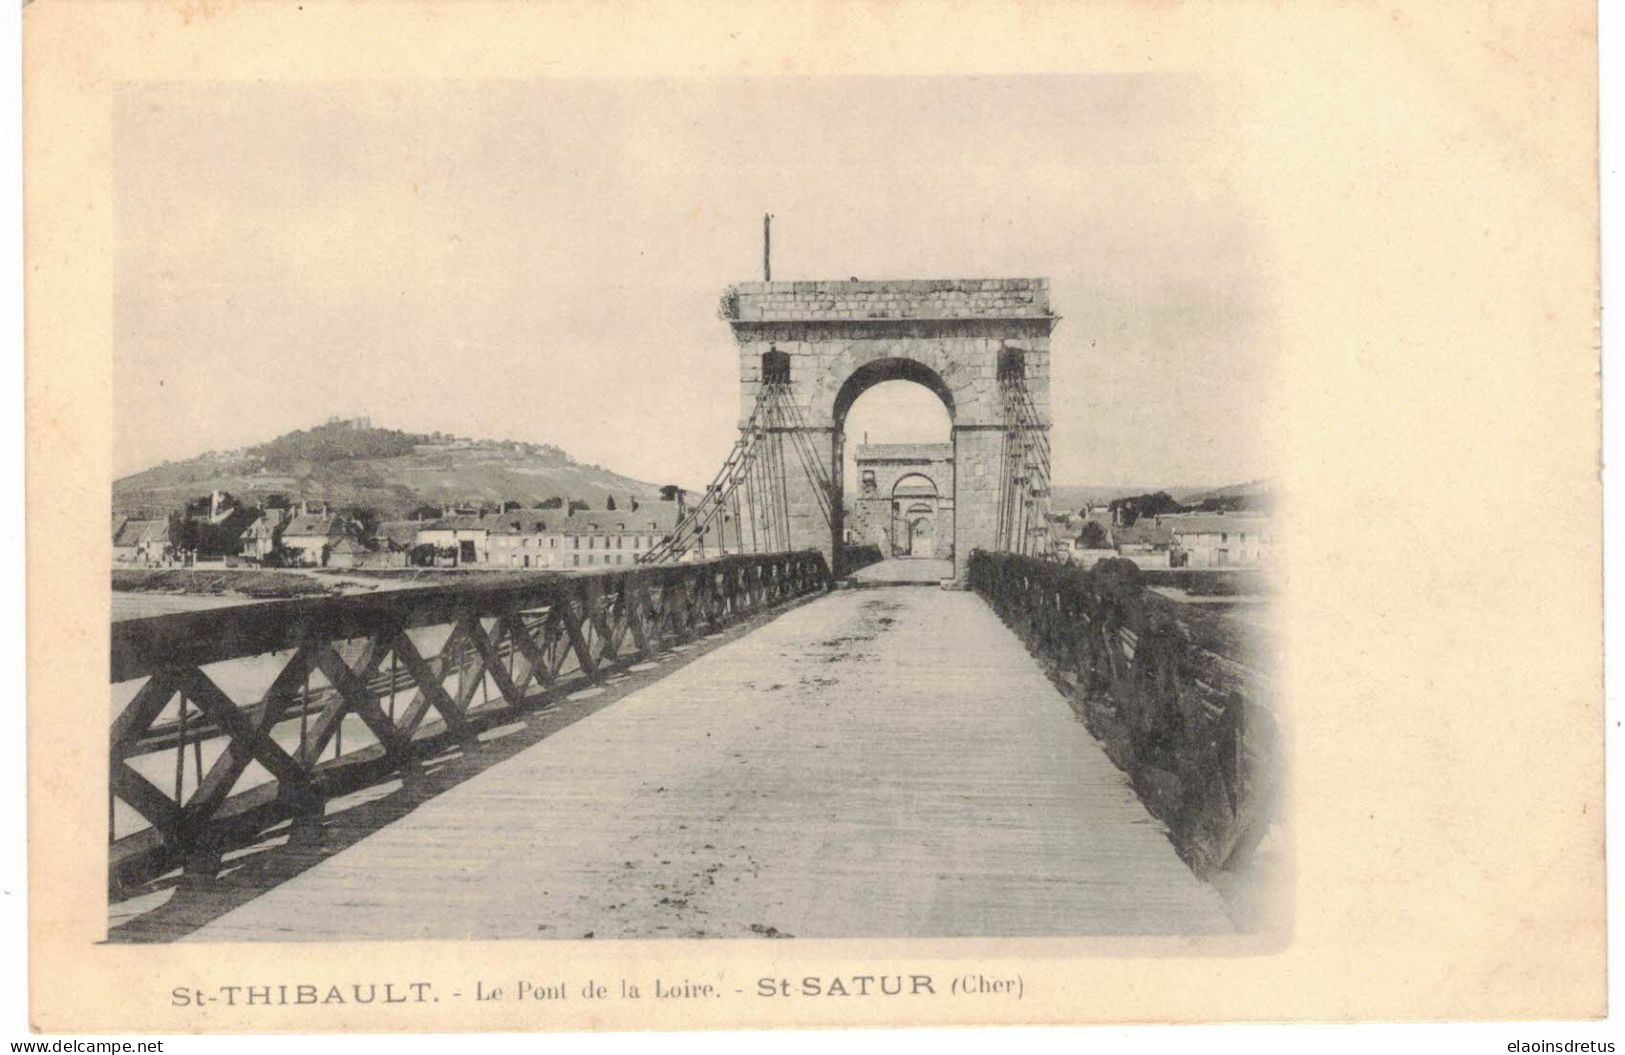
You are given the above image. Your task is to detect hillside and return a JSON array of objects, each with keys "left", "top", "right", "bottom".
[
  {"left": 113, "top": 420, "right": 669, "bottom": 517},
  {"left": 1050, "top": 480, "right": 1273, "bottom": 518},
  {"left": 1182, "top": 478, "right": 1273, "bottom": 505},
  {"left": 1049, "top": 484, "right": 1217, "bottom": 511}
]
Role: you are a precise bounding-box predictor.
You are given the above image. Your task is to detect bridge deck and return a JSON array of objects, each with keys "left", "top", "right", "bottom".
[
  {"left": 183, "top": 586, "right": 1232, "bottom": 941},
  {"left": 847, "top": 556, "right": 953, "bottom": 584}
]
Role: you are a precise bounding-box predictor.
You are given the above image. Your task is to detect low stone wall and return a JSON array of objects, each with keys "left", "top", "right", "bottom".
[
  {"left": 969, "top": 551, "right": 1279, "bottom": 875},
  {"left": 111, "top": 567, "right": 339, "bottom": 601}
]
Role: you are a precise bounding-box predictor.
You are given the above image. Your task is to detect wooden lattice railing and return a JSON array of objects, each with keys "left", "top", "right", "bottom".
[
  {"left": 969, "top": 551, "right": 1278, "bottom": 875},
  {"left": 109, "top": 552, "right": 829, "bottom": 893}
]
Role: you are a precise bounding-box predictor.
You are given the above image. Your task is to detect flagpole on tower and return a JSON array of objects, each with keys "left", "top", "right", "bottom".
[{"left": 763, "top": 213, "right": 773, "bottom": 282}]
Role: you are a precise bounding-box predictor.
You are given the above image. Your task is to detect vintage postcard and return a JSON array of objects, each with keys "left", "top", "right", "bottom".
[{"left": 24, "top": 0, "right": 1601, "bottom": 1032}]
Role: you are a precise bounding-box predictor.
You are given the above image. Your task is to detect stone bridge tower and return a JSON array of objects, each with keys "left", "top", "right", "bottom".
[{"left": 722, "top": 277, "right": 1057, "bottom": 581}]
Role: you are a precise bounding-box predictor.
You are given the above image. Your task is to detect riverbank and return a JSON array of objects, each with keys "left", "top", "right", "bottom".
[
  {"left": 113, "top": 567, "right": 342, "bottom": 600},
  {"left": 111, "top": 564, "right": 580, "bottom": 621}
]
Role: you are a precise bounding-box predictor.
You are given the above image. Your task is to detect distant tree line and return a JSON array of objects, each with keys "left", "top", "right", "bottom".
[{"left": 1107, "top": 488, "right": 1271, "bottom": 527}]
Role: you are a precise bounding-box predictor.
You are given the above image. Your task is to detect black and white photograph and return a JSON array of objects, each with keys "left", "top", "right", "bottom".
[
  {"left": 105, "top": 76, "right": 1280, "bottom": 944},
  {"left": 15, "top": 0, "right": 1611, "bottom": 1040}
]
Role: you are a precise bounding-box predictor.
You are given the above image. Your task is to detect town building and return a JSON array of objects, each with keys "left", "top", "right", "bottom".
[
  {"left": 420, "top": 504, "right": 682, "bottom": 569},
  {"left": 557, "top": 507, "right": 681, "bottom": 569},
  {"left": 1164, "top": 512, "right": 1273, "bottom": 568},
  {"left": 374, "top": 521, "right": 422, "bottom": 554},
  {"left": 1110, "top": 519, "right": 1176, "bottom": 569},
  {"left": 325, "top": 536, "right": 371, "bottom": 570},
  {"left": 416, "top": 513, "right": 493, "bottom": 565},
  {"left": 112, "top": 517, "right": 173, "bottom": 564},
  {"left": 279, "top": 509, "right": 350, "bottom": 567},
  {"left": 485, "top": 512, "right": 564, "bottom": 569},
  {"left": 238, "top": 509, "right": 288, "bottom": 560}
]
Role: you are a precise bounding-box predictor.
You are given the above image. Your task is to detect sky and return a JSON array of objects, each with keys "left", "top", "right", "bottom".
[{"left": 114, "top": 76, "right": 1270, "bottom": 489}]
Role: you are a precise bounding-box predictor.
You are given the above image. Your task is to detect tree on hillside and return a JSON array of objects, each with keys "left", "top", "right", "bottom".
[
  {"left": 1109, "top": 491, "right": 1185, "bottom": 527},
  {"left": 568, "top": 499, "right": 590, "bottom": 515},
  {"left": 173, "top": 495, "right": 257, "bottom": 558},
  {"left": 536, "top": 496, "right": 564, "bottom": 509},
  {"left": 1079, "top": 521, "right": 1110, "bottom": 549},
  {"left": 660, "top": 484, "right": 684, "bottom": 502},
  {"left": 252, "top": 421, "right": 431, "bottom": 470},
  {"left": 341, "top": 506, "right": 382, "bottom": 540},
  {"left": 502, "top": 500, "right": 523, "bottom": 512},
  {"left": 409, "top": 504, "right": 442, "bottom": 521},
  {"left": 1194, "top": 492, "right": 1269, "bottom": 513},
  {"left": 605, "top": 495, "right": 617, "bottom": 511}
]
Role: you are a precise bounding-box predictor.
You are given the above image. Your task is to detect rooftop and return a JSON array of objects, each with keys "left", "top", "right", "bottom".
[
  {"left": 112, "top": 518, "right": 169, "bottom": 547},
  {"left": 424, "top": 506, "right": 681, "bottom": 535},
  {"left": 375, "top": 521, "right": 424, "bottom": 547},
  {"left": 1114, "top": 521, "right": 1174, "bottom": 546},
  {"left": 559, "top": 506, "right": 680, "bottom": 535},
  {"left": 1163, "top": 513, "right": 1271, "bottom": 536},
  {"left": 282, "top": 514, "right": 345, "bottom": 538}
]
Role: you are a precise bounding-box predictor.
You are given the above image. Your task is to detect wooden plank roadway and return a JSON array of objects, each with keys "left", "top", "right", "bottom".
[
  {"left": 184, "top": 585, "right": 1233, "bottom": 941},
  {"left": 848, "top": 557, "right": 954, "bottom": 584}
]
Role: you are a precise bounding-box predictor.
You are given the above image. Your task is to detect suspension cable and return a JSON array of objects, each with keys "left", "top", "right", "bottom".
[
  {"left": 640, "top": 388, "right": 771, "bottom": 563},
  {"left": 639, "top": 379, "right": 848, "bottom": 564}
]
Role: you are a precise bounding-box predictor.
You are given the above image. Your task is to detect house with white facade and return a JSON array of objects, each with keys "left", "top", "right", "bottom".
[{"left": 1165, "top": 512, "right": 1272, "bottom": 568}]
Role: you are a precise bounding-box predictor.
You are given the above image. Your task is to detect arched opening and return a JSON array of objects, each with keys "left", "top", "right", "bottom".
[
  {"left": 762, "top": 346, "right": 791, "bottom": 384},
  {"left": 901, "top": 500, "right": 936, "bottom": 558},
  {"left": 832, "top": 358, "right": 955, "bottom": 570},
  {"left": 832, "top": 357, "right": 956, "bottom": 425},
  {"left": 892, "top": 473, "right": 940, "bottom": 499},
  {"left": 888, "top": 476, "right": 941, "bottom": 558},
  {"left": 997, "top": 345, "right": 1027, "bottom": 382}
]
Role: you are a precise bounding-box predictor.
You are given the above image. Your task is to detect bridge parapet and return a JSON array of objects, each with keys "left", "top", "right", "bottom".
[
  {"left": 108, "top": 552, "right": 829, "bottom": 894},
  {"left": 969, "top": 551, "right": 1278, "bottom": 875}
]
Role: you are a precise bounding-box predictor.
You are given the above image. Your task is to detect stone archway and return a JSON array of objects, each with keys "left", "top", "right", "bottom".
[
  {"left": 889, "top": 474, "right": 943, "bottom": 559},
  {"left": 724, "top": 277, "right": 1056, "bottom": 580},
  {"left": 901, "top": 502, "right": 937, "bottom": 558}
]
